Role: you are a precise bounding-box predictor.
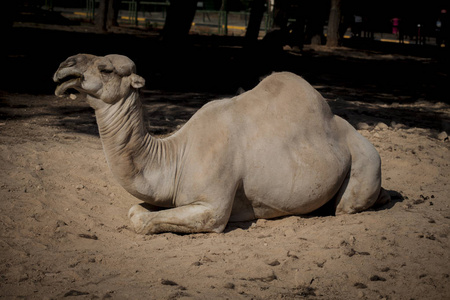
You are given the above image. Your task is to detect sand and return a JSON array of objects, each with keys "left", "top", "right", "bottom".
[{"left": 0, "top": 84, "right": 449, "bottom": 299}]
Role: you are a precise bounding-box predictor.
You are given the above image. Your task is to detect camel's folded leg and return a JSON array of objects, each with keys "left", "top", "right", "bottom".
[
  {"left": 128, "top": 204, "right": 225, "bottom": 234},
  {"left": 334, "top": 118, "right": 388, "bottom": 214}
]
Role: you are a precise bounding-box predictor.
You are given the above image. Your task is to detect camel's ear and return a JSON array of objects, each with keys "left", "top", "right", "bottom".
[{"left": 130, "top": 74, "right": 145, "bottom": 89}]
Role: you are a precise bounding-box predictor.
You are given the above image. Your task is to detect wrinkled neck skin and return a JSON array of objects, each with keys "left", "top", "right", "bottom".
[{"left": 88, "top": 90, "right": 179, "bottom": 206}]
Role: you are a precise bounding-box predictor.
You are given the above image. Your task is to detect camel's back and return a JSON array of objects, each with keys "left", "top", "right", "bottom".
[
  {"left": 179, "top": 72, "right": 341, "bottom": 148},
  {"left": 179, "top": 72, "right": 333, "bottom": 137}
]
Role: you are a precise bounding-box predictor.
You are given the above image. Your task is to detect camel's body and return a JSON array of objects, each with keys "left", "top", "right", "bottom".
[{"left": 54, "top": 54, "right": 389, "bottom": 234}]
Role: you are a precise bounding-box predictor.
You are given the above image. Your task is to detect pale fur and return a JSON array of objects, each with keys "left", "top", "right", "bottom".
[{"left": 54, "top": 54, "right": 390, "bottom": 234}]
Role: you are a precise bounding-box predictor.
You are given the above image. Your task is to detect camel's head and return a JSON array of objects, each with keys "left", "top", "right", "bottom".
[{"left": 53, "top": 54, "right": 145, "bottom": 106}]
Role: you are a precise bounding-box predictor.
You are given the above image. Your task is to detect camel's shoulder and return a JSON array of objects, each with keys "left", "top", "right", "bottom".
[{"left": 177, "top": 97, "right": 234, "bottom": 132}]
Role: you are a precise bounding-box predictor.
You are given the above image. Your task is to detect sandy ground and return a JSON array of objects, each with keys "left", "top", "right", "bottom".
[
  {"left": 1, "top": 77, "right": 449, "bottom": 299},
  {"left": 0, "top": 21, "right": 449, "bottom": 298}
]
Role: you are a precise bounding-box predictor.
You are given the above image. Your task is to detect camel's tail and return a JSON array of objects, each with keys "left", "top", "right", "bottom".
[{"left": 375, "top": 187, "right": 391, "bottom": 207}]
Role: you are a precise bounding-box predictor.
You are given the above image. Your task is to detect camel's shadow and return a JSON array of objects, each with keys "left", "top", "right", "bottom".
[{"left": 224, "top": 189, "right": 404, "bottom": 233}]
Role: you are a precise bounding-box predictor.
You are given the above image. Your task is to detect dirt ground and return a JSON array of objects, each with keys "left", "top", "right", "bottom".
[{"left": 1, "top": 25, "right": 450, "bottom": 300}]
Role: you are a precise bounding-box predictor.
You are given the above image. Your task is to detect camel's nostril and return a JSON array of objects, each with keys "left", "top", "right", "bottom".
[{"left": 63, "top": 58, "right": 76, "bottom": 68}]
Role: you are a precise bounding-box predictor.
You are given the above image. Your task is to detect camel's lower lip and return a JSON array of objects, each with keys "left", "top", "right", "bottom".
[{"left": 55, "top": 77, "right": 82, "bottom": 97}]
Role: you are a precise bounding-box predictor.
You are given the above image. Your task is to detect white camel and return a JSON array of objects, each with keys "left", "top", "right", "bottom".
[{"left": 53, "top": 54, "right": 390, "bottom": 234}]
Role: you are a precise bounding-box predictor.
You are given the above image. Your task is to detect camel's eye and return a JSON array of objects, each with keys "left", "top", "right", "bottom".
[{"left": 98, "top": 64, "right": 114, "bottom": 74}]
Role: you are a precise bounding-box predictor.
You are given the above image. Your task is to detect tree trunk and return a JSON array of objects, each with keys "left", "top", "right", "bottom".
[
  {"left": 272, "top": 0, "right": 288, "bottom": 30},
  {"left": 289, "top": 2, "right": 306, "bottom": 49},
  {"left": 245, "top": 0, "right": 266, "bottom": 42},
  {"left": 96, "top": 0, "right": 108, "bottom": 32},
  {"left": 162, "top": 0, "right": 198, "bottom": 43},
  {"left": 106, "top": 0, "right": 120, "bottom": 28},
  {"left": 326, "top": 0, "right": 341, "bottom": 47},
  {"left": 307, "top": 1, "right": 326, "bottom": 46}
]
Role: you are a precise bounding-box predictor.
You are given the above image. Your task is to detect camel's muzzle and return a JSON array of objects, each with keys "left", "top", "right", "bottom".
[{"left": 53, "top": 72, "right": 83, "bottom": 97}]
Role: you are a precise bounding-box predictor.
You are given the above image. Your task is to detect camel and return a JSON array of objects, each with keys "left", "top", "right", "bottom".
[{"left": 53, "top": 54, "right": 390, "bottom": 234}]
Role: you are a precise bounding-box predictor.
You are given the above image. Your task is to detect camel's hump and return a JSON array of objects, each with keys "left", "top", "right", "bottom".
[
  {"left": 255, "top": 72, "right": 319, "bottom": 99},
  {"left": 234, "top": 72, "right": 332, "bottom": 119}
]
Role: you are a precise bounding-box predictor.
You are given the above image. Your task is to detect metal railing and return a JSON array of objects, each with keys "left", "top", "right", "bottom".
[
  {"left": 122, "top": 1, "right": 169, "bottom": 26},
  {"left": 48, "top": 0, "right": 273, "bottom": 35}
]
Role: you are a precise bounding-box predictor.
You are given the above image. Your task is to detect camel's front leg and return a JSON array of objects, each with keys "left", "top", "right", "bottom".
[{"left": 128, "top": 204, "right": 226, "bottom": 234}]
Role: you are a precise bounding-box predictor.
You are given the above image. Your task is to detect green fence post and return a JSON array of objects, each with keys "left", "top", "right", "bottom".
[
  {"left": 86, "top": 0, "right": 95, "bottom": 22},
  {"left": 45, "top": 0, "right": 53, "bottom": 10},
  {"left": 134, "top": 1, "right": 139, "bottom": 26},
  {"left": 219, "top": 0, "right": 228, "bottom": 35}
]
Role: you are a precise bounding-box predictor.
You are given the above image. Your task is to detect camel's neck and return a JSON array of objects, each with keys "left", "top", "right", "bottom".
[{"left": 92, "top": 91, "right": 178, "bottom": 205}]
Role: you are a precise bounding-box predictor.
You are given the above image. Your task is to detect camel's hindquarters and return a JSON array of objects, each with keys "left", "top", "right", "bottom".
[{"left": 236, "top": 134, "right": 352, "bottom": 219}]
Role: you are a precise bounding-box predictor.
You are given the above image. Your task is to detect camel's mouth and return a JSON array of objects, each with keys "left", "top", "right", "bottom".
[{"left": 54, "top": 73, "right": 83, "bottom": 97}]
